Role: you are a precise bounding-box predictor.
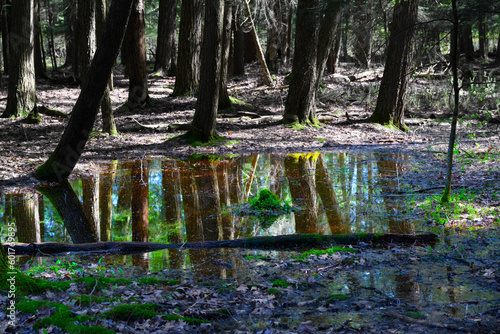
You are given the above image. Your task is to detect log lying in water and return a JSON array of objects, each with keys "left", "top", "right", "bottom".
[{"left": 5, "top": 233, "right": 438, "bottom": 256}]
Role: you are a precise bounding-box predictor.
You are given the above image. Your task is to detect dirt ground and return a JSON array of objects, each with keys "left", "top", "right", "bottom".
[{"left": 1, "top": 64, "right": 500, "bottom": 333}]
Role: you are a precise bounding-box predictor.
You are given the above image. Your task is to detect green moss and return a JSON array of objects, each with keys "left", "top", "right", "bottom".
[
  {"left": 17, "top": 300, "right": 67, "bottom": 314},
  {"left": 0, "top": 269, "right": 71, "bottom": 295},
  {"left": 139, "top": 277, "right": 180, "bottom": 285},
  {"left": 268, "top": 288, "right": 282, "bottom": 296},
  {"left": 18, "top": 301, "right": 111, "bottom": 334},
  {"left": 406, "top": 311, "right": 425, "bottom": 319},
  {"left": 181, "top": 131, "right": 226, "bottom": 147},
  {"left": 270, "top": 280, "right": 291, "bottom": 288},
  {"left": 102, "top": 304, "right": 206, "bottom": 324},
  {"left": 285, "top": 121, "right": 306, "bottom": 130},
  {"left": 297, "top": 246, "right": 358, "bottom": 259}
]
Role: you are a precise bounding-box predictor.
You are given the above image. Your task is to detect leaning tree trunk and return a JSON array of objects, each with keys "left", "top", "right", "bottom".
[
  {"left": 154, "top": 0, "right": 177, "bottom": 75},
  {"left": 173, "top": 0, "right": 203, "bottom": 96},
  {"left": 283, "top": 0, "right": 321, "bottom": 125},
  {"left": 126, "top": 0, "right": 149, "bottom": 108},
  {"left": 370, "top": 0, "right": 419, "bottom": 131},
  {"left": 242, "top": 0, "right": 273, "bottom": 86},
  {"left": 36, "top": 0, "right": 134, "bottom": 182},
  {"left": 184, "top": 0, "right": 224, "bottom": 143},
  {"left": 2, "top": 0, "right": 36, "bottom": 118}
]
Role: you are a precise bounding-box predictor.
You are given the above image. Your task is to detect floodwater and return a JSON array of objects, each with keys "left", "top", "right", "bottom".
[{"left": 1, "top": 151, "right": 498, "bottom": 320}]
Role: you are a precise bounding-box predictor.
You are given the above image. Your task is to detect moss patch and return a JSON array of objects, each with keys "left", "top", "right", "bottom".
[
  {"left": 102, "top": 304, "right": 207, "bottom": 324},
  {"left": 297, "top": 246, "right": 358, "bottom": 259}
]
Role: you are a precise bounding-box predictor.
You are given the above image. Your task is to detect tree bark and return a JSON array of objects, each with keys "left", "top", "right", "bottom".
[
  {"left": 2, "top": 0, "right": 36, "bottom": 118},
  {"left": 173, "top": 0, "right": 203, "bottom": 96},
  {"left": 76, "top": 0, "right": 96, "bottom": 85},
  {"left": 7, "top": 233, "right": 439, "bottom": 256},
  {"left": 283, "top": 0, "right": 321, "bottom": 125},
  {"left": 62, "top": 0, "right": 76, "bottom": 69},
  {"left": 126, "top": 0, "right": 148, "bottom": 108},
  {"left": 35, "top": 0, "right": 134, "bottom": 182},
  {"left": 232, "top": 9, "right": 245, "bottom": 76},
  {"left": 353, "top": 0, "right": 373, "bottom": 68},
  {"left": 218, "top": 0, "right": 233, "bottom": 110},
  {"left": 154, "top": 0, "right": 177, "bottom": 75},
  {"left": 441, "top": 0, "right": 459, "bottom": 203},
  {"left": 242, "top": 0, "right": 273, "bottom": 86},
  {"left": 1, "top": 0, "right": 11, "bottom": 74},
  {"left": 185, "top": 0, "right": 224, "bottom": 143},
  {"left": 369, "top": 0, "right": 419, "bottom": 131},
  {"left": 96, "top": 0, "right": 117, "bottom": 135}
]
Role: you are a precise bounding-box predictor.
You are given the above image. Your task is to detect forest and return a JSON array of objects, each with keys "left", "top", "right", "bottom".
[{"left": 0, "top": 0, "right": 500, "bottom": 332}]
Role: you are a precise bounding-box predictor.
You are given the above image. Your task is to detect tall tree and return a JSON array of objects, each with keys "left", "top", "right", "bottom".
[
  {"left": 96, "top": 0, "right": 117, "bottom": 135},
  {"left": 283, "top": 0, "right": 342, "bottom": 126},
  {"left": 352, "top": 0, "right": 373, "bottom": 68},
  {"left": 184, "top": 0, "right": 224, "bottom": 143},
  {"left": 369, "top": 0, "right": 419, "bottom": 131},
  {"left": 173, "top": 0, "right": 203, "bottom": 96},
  {"left": 441, "top": 0, "right": 459, "bottom": 203},
  {"left": 218, "top": 0, "right": 233, "bottom": 110},
  {"left": 36, "top": 0, "right": 134, "bottom": 182},
  {"left": 2, "top": 0, "right": 36, "bottom": 118},
  {"left": 154, "top": 0, "right": 178, "bottom": 76},
  {"left": 126, "top": 0, "right": 149, "bottom": 108},
  {"left": 76, "top": 0, "right": 96, "bottom": 84},
  {"left": 1, "top": 0, "right": 12, "bottom": 74}
]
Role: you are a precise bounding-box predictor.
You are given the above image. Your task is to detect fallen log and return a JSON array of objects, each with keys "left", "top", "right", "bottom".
[{"left": 5, "top": 233, "right": 438, "bottom": 256}]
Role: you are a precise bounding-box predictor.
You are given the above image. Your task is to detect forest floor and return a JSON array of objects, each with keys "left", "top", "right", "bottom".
[{"left": 1, "top": 63, "right": 500, "bottom": 333}]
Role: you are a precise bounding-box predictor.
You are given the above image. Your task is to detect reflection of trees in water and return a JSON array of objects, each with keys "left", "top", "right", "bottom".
[
  {"left": 316, "top": 154, "right": 348, "bottom": 234},
  {"left": 284, "top": 154, "right": 319, "bottom": 234},
  {"left": 38, "top": 181, "right": 97, "bottom": 243},
  {"left": 14, "top": 192, "right": 41, "bottom": 243},
  {"left": 375, "top": 152, "right": 413, "bottom": 234},
  {"left": 131, "top": 160, "right": 149, "bottom": 242},
  {"left": 162, "top": 160, "right": 184, "bottom": 269},
  {"left": 99, "top": 162, "right": 117, "bottom": 241},
  {"left": 82, "top": 174, "right": 99, "bottom": 238}
]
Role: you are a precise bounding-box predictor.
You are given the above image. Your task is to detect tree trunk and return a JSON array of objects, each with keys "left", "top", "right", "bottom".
[
  {"left": 2, "top": 0, "right": 36, "bottom": 118},
  {"left": 173, "top": 0, "right": 203, "bottom": 96},
  {"left": 242, "top": 0, "right": 273, "bottom": 86},
  {"left": 369, "top": 0, "right": 419, "bottom": 131},
  {"left": 315, "top": 1, "right": 342, "bottom": 90},
  {"left": 441, "top": 0, "right": 459, "bottom": 203},
  {"left": 283, "top": 0, "right": 321, "bottom": 125},
  {"left": 1, "top": 0, "right": 11, "bottom": 74},
  {"left": 62, "top": 0, "right": 76, "bottom": 69},
  {"left": 185, "top": 0, "right": 224, "bottom": 143},
  {"left": 99, "top": 162, "right": 116, "bottom": 241},
  {"left": 96, "top": 0, "right": 117, "bottom": 135},
  {"left": 76, "top": 0, "right": 96, "bottom": 85},
  {"left": 459, "top": 23, "right": 474, "bottom": 61},
  {"left": 154, "top": 0, "right": 177, "bottom": 75},
  {"left": 35, "top": 0, "right": 134, "bottom": 182},
  {"left": 353, "top": 0, "right": 373, "bottom": 68},
  {"left": 126, "top": 0, "right": 149, "bottom": 108},
  {"left": 477, "top": 11, "right": 486, "bottom": 59},
  {"left": 8, "top": 233, "right": 439, "bottom": 256},
  {"left": 232, "top": 9, "right": 245, "bottom": 75},
  {"left": 218, "top": 0, "right": 233, "bottom": 110},
  {"left": 34, "top": 0, "right": 47, "bottom": 78}
]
